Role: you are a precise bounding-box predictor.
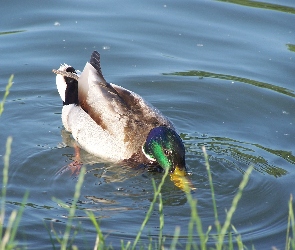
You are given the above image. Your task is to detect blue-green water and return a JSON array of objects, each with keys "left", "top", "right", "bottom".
[{"left": 1, "top": 0, "right": 294, "bottom": 248}]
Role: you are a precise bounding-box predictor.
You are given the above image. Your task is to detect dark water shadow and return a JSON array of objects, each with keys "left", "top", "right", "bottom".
[
  {"left": 182, "top": 132, "right": 291, "bottom": 178},
  {"left": 217, "top": 0, "right": 295, "bottom": 14},
  {"left": 163, "top": 70, "right": 295, "bottom": 98},
  {"left": 0, "top": 30, "right": 26, "bottom": 36}
]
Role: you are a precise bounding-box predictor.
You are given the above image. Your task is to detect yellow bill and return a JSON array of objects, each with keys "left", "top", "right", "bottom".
[{"left": 170, "top": 166, "right": 196, "bottom": 192}]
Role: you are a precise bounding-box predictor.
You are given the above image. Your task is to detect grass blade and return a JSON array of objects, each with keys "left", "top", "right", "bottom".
[
  {"left": 0, "top": 75, "right": 13, "bottom": 116},
  {"left": 0, "top": 136, "right": 13, "bottom": 243},
  {"left": 158, "top": 193, "right": 164, "bottom": 248},
  {"left": 60, "top": 166, "right": 86, "bottom": 250},
  {"left": 202, "top": 146, "right": 220, "bottom": 233},
  {"left": 131, "top": 169, "right": 169, "bottom": 250},
  {"left": 85, "top": 211, "right": 105, "bottom": 250},
  {"left": 286, "top": 194, "right": 295, "bottom": 250},
  {"left": 216, "top": 165, "right": 253, "bottom": 250},
  {"left": 8, "top": 191, "right": 29, "bottom": 247},
  {"left": 170, "top": 226, "right": 180, "bottom": 250},
  {"left": 186, "top": 187, "right": 208, "bottom": 250}
]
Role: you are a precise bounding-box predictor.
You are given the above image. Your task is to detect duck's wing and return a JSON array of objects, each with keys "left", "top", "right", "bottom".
[
  {"left": 78, "top": 51, "right": 173, "bottom": 154},
  {"left": 78, "top": 51, "right": 128, "bottom": 133},
  {"left": 110, "top": 83, "right": 174, "bottom": 154}
]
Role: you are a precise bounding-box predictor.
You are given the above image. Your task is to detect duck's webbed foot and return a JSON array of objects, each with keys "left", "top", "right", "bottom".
[
  {"left": 56, "top": 144, "right": 83, "bottom": 175},
  {"left": 56, "top": 160, "right": 83, "bottom": 175}
]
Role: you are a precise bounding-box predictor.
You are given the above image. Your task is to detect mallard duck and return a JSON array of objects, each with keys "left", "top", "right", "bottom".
[{"left": 54, "top": 51, "right": 188, "bottom": 179}]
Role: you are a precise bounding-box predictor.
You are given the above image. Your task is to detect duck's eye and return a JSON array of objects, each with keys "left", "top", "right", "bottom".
[{"left": 164, "top": 149, "right": 170, "bottom": 156}]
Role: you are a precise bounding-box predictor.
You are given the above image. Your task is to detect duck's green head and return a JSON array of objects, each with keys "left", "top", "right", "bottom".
[{"left": 143, "top": 126, "right": 187, "bottom": 174}]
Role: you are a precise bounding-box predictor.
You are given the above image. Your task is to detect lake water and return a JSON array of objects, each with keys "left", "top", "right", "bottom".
[{"left": 1, "top": 0, "right": 294, "bottom": 249}]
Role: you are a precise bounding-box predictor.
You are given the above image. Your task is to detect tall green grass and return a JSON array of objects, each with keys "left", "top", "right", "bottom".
[
  {"left": 51, "top": 147, "right": 253, "bottom": 249},
  {"left": 0, "top": 75, "right": 13, "bottom": 116},
  {"left": 1, "top": 75, "right": 295, "bottom": 249},
  {"left": 1, "top": 75, "right": 28, "bottom": 250},
  {"left": 286, "top": 195, "right": 295, "bottom": 250}
]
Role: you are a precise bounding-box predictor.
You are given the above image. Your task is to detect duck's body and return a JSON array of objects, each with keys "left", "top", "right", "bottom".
[
  {"left": 55, "top": 51, "right": 186, "bottom": 174},
  {"left": 61, "top": 78, "right": 173, "bottom": 163}
]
